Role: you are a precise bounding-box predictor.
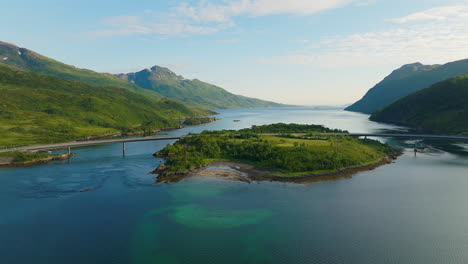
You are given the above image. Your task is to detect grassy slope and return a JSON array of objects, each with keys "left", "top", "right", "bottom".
[
  {"left": 0, "top": 41, "right": 163, "bottom": 100},
  {"left": 0, "top": 65, "right": 207, "bottom": 148},
  {"left": 370, "top": 74, "right": 468, "bottom": 135},
  {"left": 117, "top": 66, "right": 284, "bottom": 109},
  {"left": 160, "top": 124, "right": 392, "bottom": 175},
  {"left": 346, "top": 59, "right": 468, "bottom": 114}
]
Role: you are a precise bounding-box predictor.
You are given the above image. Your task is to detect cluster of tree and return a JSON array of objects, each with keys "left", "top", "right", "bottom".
[
  {"left": 183, "top": 117, "right": 218, "bottom": 126},
  {"left": 240, "top": 123, "right": 348, "bottom": 134}
]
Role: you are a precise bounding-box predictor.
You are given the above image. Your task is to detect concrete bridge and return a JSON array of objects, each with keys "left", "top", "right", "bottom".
[
  {"left": 1, "top": 132, "right": 467, "bottom": 155},
  {"left": 0, "top": 135, "right": 186, "bottom": 154}
]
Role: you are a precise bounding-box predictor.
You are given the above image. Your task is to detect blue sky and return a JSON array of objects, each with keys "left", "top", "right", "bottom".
[{"left": 2, "top": 0, "right": 468, "bottom": 105}]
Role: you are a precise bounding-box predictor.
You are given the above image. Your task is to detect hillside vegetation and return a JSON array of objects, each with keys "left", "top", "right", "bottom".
[
  {"left": 0, "top": 41, "right": 163, "bottom": 99},
  {"left": 370, "top": 74, "right": 468, "bottom": 135},
  {"left": 346, "top": 59, "right": 468, "bottom": 114},
  {"left": 116, "top": 66, "right": 284, "bottom": 109},
  {"left": 0, "top": 65, "right": 209, "bottom": 148}
]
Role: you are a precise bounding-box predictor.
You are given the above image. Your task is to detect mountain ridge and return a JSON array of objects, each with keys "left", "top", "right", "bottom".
[
  {"left": 346, "top": 59, "right": 468, "bottom": 114},
  {"left": 0, "top": 40, "right": 165, "bottom": 99},
  {"left": 115, "top": 66, "right": 285, "bottom": 110},
  {"left": 370, "top": 74, "right": 468, "bottom": 135}
]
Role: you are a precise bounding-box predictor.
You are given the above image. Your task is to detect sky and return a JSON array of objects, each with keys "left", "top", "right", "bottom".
[{"left": 2, "top": 0, "right": 468, "bottom": 105}]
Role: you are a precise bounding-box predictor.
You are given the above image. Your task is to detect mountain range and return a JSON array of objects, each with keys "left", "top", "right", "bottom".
[
  {"left": 346, "top": 59, "right": 468, "bottom": 114},
  {"left": 0, "top": 41, "right": 282, "bottom": 110}
]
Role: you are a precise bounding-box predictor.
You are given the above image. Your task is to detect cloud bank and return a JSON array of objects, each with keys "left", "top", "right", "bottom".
[
  {"left": 84, "top": 0, "right": 353, "bottom": 37},
  {"left": 260, "top": 5, "right": 468, "bottom": 68}
]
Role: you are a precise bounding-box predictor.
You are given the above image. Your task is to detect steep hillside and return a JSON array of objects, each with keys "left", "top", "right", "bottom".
[
  {"left": 370, "top": 74, "right": 468, "bottom": 135},
  {"left": 346, "top": 59, "right": 468, "bottom": 114},
  {"left": 0, "top": 65, "right": 209, "bottom": 148},
  {"left": 116, "top": 66, "right": 284, "bottom": 109},
  {"left": 0, "top": 41, "right": 163, "bottom": 99}
]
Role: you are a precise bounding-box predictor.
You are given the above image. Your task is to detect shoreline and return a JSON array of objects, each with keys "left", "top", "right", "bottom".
[
  {"left": 155, "top": 150, "right": 402, "bottom": 184},
  {"left": 0, "top": 153, "right": 74, "bottom": 168}
]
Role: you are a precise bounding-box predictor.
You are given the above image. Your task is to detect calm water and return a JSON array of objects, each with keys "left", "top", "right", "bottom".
[{"left": 1, "top": 107, "right": 468, "bottom": 264}]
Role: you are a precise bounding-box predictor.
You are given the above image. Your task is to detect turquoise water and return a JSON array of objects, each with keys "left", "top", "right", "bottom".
[{"left": 1, "top": 107, "right": 468, "bottom": 263}]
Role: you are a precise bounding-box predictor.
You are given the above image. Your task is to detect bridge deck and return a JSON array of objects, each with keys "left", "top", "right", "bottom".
[
  {"left": 1, "top": 133, "right": 467, "bottom": 153},
  {"left": 0, "top": 135, "right": 186, "bottom": 153}
]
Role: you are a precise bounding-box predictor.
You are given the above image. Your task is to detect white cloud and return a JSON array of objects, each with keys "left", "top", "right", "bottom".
[
  {"left": 260, "top": 5, "right": 468, "bottom": 68},
  {"left": 391, "top": 5, "right": 468, "bottom": 24},
  {"left": 84, "top": 0, "right": 353, "bottom": 38}
]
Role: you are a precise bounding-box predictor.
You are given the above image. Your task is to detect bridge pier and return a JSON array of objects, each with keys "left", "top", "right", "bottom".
[{"left": 123, "top": 142, "right": 126, "bottom": 157}]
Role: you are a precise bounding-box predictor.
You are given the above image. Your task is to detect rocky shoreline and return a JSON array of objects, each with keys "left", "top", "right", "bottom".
[
  {"left": 0, "top": 153, "right": 74, "bottom": 168},
  {"left": 154, "top": 150, "right": 402, "bottom": 184}
]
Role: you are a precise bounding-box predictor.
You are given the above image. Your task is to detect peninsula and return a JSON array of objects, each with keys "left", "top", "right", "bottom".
[{"left": 155, "top": 123, "right": 397, "bottom": 183}]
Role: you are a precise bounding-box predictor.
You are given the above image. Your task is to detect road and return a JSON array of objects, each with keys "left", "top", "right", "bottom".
[
  {"left": 0, "top": 135, "right": 186, "bottom": 153},
  {"left": 1, "top": 132, "right": 467, "bottom": 153}
]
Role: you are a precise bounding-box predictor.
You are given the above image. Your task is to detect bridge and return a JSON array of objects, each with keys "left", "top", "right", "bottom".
[
  {"left": 1, "top": 132, "right": 467, "bottom": 155},
  {"left": 0, "top": 135, "right": 186, "bottom": 154}
]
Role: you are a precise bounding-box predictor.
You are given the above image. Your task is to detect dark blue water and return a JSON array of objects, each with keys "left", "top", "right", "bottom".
[{"left": 1, "top": 107, "right": 468, "bottom": 264}]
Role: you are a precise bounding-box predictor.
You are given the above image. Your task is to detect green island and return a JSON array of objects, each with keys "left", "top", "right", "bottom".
[{"left": 155, "top": 123, "right": 397, "bottom": 183}]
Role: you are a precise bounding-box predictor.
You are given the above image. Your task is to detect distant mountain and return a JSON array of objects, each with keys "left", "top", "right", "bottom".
[
  {"left": 0, "top": 41, "right": 163, "bottom": 99},
  {"left": 370, "top": 74, "right": 468, "bottom": 136},
  {"left": 0, "top": 65, "right": 209, "bottom": 148},
  {"left": 116, "top": 66, "right": 284, "bottom": 109},
  {"left": 346, "top": 59, "right": 468, "bottom": 114}
]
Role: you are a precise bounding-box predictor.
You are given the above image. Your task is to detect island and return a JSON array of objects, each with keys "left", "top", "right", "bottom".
[{"left": 154, "top": 123, "right": 399, "bottom": 183}]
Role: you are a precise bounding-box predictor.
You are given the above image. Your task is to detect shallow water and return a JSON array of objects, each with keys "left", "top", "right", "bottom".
[{"left": 1, "top": 107, "right": 468, "bottom": 264}]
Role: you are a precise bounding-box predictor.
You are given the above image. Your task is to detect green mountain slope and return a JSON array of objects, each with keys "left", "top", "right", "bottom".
[
  {"left": 346, "top": 59, "right": 468, "bottom": 114},
  {"left": 370, "top": 74, "right": 468, "bottom": 135},
  {"left": 0, "top": 65, "right": 208, "bottom": 148},
  {"left": 116, "top": 66, "right": 284, "bottom": 109},
  {"left": 0, "top": 41, "right": 163, "bottom": 99}
]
